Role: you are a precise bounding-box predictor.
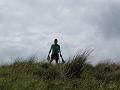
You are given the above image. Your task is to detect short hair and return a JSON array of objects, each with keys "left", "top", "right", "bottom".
[{"left": 54, "top": 39, "right": 58, "bottom": 42}]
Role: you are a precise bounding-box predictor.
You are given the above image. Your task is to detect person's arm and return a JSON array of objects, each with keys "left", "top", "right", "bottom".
[
  {"left": 48, "top": 45, "right": 52, "bottom": 57},
  {"left": 59, "top": 45, "right": 65, "bottom": 63},
  {"left": 60, "top": 50, "right": 65, "bottom": 63},
  {"left": 48, "top": 49, "right": 51, "bottom": 57},
  {"left": 59, "top": 46, "right": 62, "bottom": 57}
]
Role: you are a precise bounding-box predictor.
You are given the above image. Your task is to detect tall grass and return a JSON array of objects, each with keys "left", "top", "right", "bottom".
[
  {"left": 62, "top": 50, "right": 91, "bottom": 79},
  {"left": 0, "top": 50, "right": 120, "bottom": 90}
]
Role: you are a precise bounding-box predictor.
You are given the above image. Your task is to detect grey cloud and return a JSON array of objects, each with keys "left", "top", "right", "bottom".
[
  {"left": 101, "top": 2, "right": 120, "bottom": 39},
  {"left": 0, "top": 0, "right": 120, "bottom": 64},
  {"left": 82, "top": 1, "right": 120, "bottom": 39}
]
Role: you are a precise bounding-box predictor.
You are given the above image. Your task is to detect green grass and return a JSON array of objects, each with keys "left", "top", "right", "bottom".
[{"left": 0, "top": 51, "right": 120, "bottom": 90}]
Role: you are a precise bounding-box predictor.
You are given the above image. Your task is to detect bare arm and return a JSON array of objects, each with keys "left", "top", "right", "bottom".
[
  {"left": 48, "top": 49, "right": 51, "bottom": 56},
  {"left": 59, "top": 49, "right": 65, "bottom": 63},
  {"left": 59, "top": 46, "right": 62, "bottom": 57},
  {"left": 48, "top": 45, "right": 52, "bottom": 57},
  {"left": 59, "top": 50, "right": 62, "bottom": 57}
]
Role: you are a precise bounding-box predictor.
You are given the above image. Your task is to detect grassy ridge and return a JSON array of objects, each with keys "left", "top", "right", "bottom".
[{"left": 0, "top": 51, "right": 120, "bottom": 90}]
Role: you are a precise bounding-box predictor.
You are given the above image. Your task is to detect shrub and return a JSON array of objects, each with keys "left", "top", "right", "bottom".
[{"left": 62, "top": 50, "right": 91, "bottom": 78}]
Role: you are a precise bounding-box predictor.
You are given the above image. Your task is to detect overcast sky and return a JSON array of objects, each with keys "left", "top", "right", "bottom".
[{"left": 0, "top": 0, "right": 120, "bottom": 64}]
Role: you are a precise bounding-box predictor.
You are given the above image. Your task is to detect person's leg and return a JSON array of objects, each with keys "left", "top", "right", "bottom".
[
  {"left": 55, "top": 59, "right": 59, "bottom": 64},
  {"left": 50, "top": 54, "right": 54, "bottom": 63},
  {"left": 50, "top": 54, "right": 59, "bottom": 64},
  {"left": 49, "top": 58, "right": 53, "bottom": 63},
  {"left": 55, "top": 54, "right": 59, "bottom": 64}
]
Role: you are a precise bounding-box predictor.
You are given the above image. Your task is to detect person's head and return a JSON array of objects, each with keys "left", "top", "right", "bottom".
[{"left": 54, "top": 39, "right": 58, "bottom": 44}]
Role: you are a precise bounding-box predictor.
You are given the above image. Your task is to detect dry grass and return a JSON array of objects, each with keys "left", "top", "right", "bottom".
[{"left": 0, "top": 50, "right": 120, "bottom": 90}]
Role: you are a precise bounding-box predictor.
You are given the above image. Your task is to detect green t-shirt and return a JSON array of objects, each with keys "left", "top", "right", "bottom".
[{"left": 51, "top": 44, "right": 60, "bottom": 54}]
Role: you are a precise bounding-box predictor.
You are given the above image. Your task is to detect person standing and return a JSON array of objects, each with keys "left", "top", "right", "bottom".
[{"left": 47, "top": 39, "right": 65, "bottom": 64}]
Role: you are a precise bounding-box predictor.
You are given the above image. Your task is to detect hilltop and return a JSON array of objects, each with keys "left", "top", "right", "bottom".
[{"left": 0, "top": 51, "right": 120, "bottom": 90}]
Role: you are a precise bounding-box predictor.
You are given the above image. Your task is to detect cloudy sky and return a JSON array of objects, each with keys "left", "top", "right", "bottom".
[{"left": 0, "top": 0, "right": 120, "bottom": 64}]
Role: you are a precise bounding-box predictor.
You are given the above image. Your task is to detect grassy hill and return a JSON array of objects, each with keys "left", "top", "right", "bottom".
[{"left": 0, "top": 51, "right": 120, "bottom": 90}]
